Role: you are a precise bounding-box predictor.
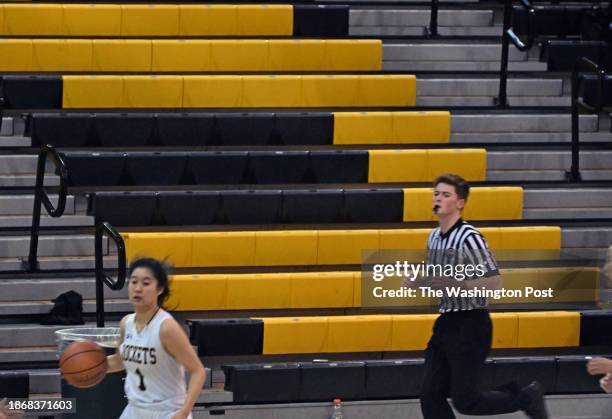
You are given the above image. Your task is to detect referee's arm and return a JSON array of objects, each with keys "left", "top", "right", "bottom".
[{"left": 459, "top": 233, "right": 502, "bottom": 291}]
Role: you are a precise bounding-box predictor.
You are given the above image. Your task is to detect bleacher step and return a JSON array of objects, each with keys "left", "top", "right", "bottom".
[
  {"left": 0, "top": 195, "right": 76, "bottom": 216},
  {"left": 0, "top": 321, "right": 121, "bottom": 348},
  {"left": 353, "top": 26, "right": 503, "bottom": 37},
  {"left": 0, "top": 136, "right": 30, "bottom": 148},
  {"left": 487, "top": 170, "right": 612, "bottom": 182},
  {"left": 417, "top": 96, "right": 570, "bottom": 107},
  {"left": 0, "top": 256, "right": 117, "bottom": 272},
  {"left": 524, "top": 189, "right": 612, "bottom": 208},
  {"left": 488, "top": 151, "right": 612, "bottom": 171},
  {"left": 0, "top": 214, "right": 93, "bottom": 228},
  {"left": 0, "top": 175, "right": 60, "bottom": 187},
  {"left": 0, "top": 299, "right": 131, "bottom": 316},
  {"left": 451, "top": 114, "right": 598, "bottom": 133},
  {"left": 384, "top": 44, "right": 532, "bottom": 62},
  {"left": 0, "top": 278, "right": 127, "bottom": 305},
  {"left": 0, "top": 346, "right": 57, "bottom": 363},
  {"left": 386, "top": 60, "right": 548, "bottom": 71},
  {"left": 562, "top": 228, "right": 612, "bottom": 248},
  {"left": 524, "top": 208, "right": 612, "bottom": 220},
  {"left": 350, "top": 9, "right": 494, "bottom": 27},
  {"left": 0, "top": 234, "right": 100, "bottom": 258},
  {"left": 452, "top": 132, "right": 612, "bottom": 143},
  {"left": 418, "top": 79, "right": 562, "bottom": 97}
]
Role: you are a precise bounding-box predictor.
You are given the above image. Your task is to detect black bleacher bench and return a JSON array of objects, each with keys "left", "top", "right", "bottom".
[
  {"left": 29, "top": 112, "right": 334, "bottom": 147},
  {"left": 221, "top": 355, "right": 606, "bottom": 403},
  {"left": 0, "top": 371, "right": 29, "bottom": 399},
  {"left": 60, "top": 150, "right": 368, "bottom": 186},
  {"left": 541, "top": 40, "right": 610, "bottom": 72},
  {"left": 512, "top": 5, "right": 591, "bottom": 37},
  {"left": 293, "top": 5, "right": 349, "bottom": 37},
  {"left": 87, "top": 188, "right": 403, "bottom": 225},
  {"left": 580, "top": 74, "right": 612, "bottom": 108}
]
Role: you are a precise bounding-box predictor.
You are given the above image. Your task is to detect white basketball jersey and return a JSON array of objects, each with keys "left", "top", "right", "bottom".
[{"left": 120, "top": 309, "right": 187, "bottom": 412}]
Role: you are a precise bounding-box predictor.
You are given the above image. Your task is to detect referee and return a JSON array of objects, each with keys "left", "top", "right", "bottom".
[{"left": 419, "top": 174, "right": 549, "bottom": 419}]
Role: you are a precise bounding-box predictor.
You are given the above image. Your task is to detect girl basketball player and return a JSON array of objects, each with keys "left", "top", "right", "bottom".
[{"left": 107, "top": 258, "right": 206, "bottom": 419}]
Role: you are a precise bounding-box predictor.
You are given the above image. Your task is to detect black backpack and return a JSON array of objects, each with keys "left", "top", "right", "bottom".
[{"left": 40, "top": 290, "right": 85, "bottom": 325}]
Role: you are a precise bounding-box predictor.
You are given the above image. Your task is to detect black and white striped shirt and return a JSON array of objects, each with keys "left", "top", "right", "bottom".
[{"left": 427, "top": 218, "right": 499, "bottom": 313}]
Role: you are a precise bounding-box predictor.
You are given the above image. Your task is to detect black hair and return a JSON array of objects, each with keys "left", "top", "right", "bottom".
[
  {"left": 433, "top": 173, "right": 470, "bottom": 202},
  {"left": 127, "top": 257, "right": 171, "bottom": 308}
]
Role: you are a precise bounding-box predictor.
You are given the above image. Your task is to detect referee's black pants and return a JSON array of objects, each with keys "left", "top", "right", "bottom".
[{"left": 420, "top": 309, "right": 524, "bottom": 418}]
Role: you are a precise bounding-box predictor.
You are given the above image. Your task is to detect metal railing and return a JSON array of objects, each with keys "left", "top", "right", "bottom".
[
  {"left": 569, "top": 56, "right": 606, "bottom": 182},
  {"left": 95, "top": 221, "right": 126, "bottom": 327},
  {"left": 25, "top": 144, "right": 68, "bottom": 271}
]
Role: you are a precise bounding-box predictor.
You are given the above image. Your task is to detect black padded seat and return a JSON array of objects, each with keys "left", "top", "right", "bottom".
[
  {"left": 310, "top": 150, "right": 368, "bottom": 183},
  {"left": 300, "top": 361, "right": 366, "bottom": 401},
  {"left": 282, "top": 189, "right": 344, "bottom": 223},
  {"left": 94, "top": 113, "right": 154, "bottom": 147},
  {"left": 187, "top": 151, "right": 248, "bottom": 185},
  {"left": 344, "top": 189, "right": 404, "bottom": 223},
  {"left": 214, "top": 113, "right": 275, "bottom": 146},
  {"left": 220, "top": 190, "right": 282, "bottom": 224},
  {"left": 274, "top": 112, "right": 333, "bottom": 145},
  {"left": 1, "top": 75, "right": 62, "bottom": 109},
  {"left": 293, "top": 5, "right": 349, "bottom": 37},
  {"left": 61, "top": 151, "right": 126, "bottom": 187},
  {"left": 154, "top": 113, "right": 214, "bottom": 147},
  {"left": 124, "top": 152, "right": 187, "bottom": 186},
  {"left": 30, "top": 113, "right": 94, "bottom": 147},
  {"left": 248, "top": 151, "right": 310, "bottom": 184},
  {"left": 88, "top": 192, "right": 157, "bottom": 226},
  {"left": 157, "top": 191, "right": 219, "bottom": 226}
]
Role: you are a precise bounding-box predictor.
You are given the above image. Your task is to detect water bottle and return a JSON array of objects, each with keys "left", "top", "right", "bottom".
[{"left": 330, "top": 398, "right": 344, "bottom": 418}]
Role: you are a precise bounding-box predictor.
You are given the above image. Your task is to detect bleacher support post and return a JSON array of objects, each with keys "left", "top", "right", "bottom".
[{"left": 429, "top": 0, "right": 439, "bottom": 37}]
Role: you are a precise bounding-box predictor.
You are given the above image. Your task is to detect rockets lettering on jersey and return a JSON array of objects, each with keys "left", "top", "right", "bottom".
[{"left": 121, "top": 344, "right": 157, "bottom": 365}]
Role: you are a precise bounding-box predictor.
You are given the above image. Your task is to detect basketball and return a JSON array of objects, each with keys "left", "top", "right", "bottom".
[{"left": 60, "top": 340, "right": 108, "bottom": 388}]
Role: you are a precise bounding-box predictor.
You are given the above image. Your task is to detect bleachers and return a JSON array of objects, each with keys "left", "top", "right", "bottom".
[{"left": 1, "top": 0, "right": 611, "bottom": 410}]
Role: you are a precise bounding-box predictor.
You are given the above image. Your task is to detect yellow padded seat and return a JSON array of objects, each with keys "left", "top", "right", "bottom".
[
  {"left": 227, "top": 273, "right": 292, "bottom": 310},
  {"left": 122, "top": 232, "right": 192, "bottom": 268},
  {"left": 183, "top": 76, "right": 243, "bottom": 108},
  {"left": 393, "top": 111, "right": 451, "bottom": 144},
  {"left": 63, "top": 76, "right": 124, "bottom": 109},
  {"left": 262, "top": 316, "right": 329, "bottom": 355},
  {"left": 242, "top": 75, "right": 302, "bottom": 107},
  {"left": 210, "top": 40, "right": 269, "bottom": 72},
  {"left": 166, "top": 274, "right": 228, "bottom": 311},
  {"left": 402, "top": 187, "right": 524, "bottom": 222},
  {"left": 500, "top": 226, "right": 561, "bottom": 249},
  {"left": 301, "top": 75, "right": 359, "bottom": 107},
  {"left": 192, "top": 231, "right": 256, "bottom": 268},
  {"left": 269, "top": 40, "right": 327, "bottom": 71},
  {"left": 391, "top": 314, "right": 438, "bottom": 350},
  {"left": 333, "top": 112, "right": 450, "bottom": 145},
  {"left": 254, "top": 230, "right": 318, "bottom": 266},
  {"left": 0, "top": 39, "right": 32, "bottom": 71},
  {"left": 151, "top": 40, "right": 212, "bottom": 72},
  {"left": 290, "top": 272, "right": 355, "bottom": 309},
  {"left": 3, "top": 4, "right": 63, "bottom": 35},
  {"left": 517, "top": 311, "right": 580, "bottom": 348},
  {"left": 359, "top": 75, "right": 416, "bottom": 107},
  {"left": 121, "top": 5, "right": 179, "bottom": 36},
  {"left": 328, "top": 315, "right": 393, "bottom": 353},
  {"left": 62, "top": 4, "right": 121, "bottom": 36},
  {"left": 325, "top": 40, "right": 382, "bottom": 71},
  {"left": 490, "top": 312, "right": 519, "bottom": 348},
  {"left": 123, "top": 76, "right": 183, "bottom": 108},
  {"left": 479, "top": 227, "right": 502, "bottom": 248},
  {"left": 32, "top": 39, "right": 93, "bottom": 72},
  {"left": 379, "top": 228, "right": 430, "bottom": 250},
  {"left": 236, "top": 5, "right": 293, "bottom": 36},
  {"left": 317, "top": 229, "right": 379, "bottom": 265},
  {"left": 368, "top": 149, "right": 429, "bottom": 183},
  {"left": 92, "top": 40, "right": 151, "bottom": 72},
  {"left": 427, "top": 149, "right": 487, "bottom": 181}
]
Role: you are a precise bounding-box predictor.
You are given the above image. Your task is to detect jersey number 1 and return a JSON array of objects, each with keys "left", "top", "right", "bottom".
[{"left": 135, "top": 368, "right": 147, "bottom": 391}]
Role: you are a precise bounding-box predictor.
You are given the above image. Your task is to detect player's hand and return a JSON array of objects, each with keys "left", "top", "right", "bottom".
[
  {"left": 587, "top": 357, "right": 612, "bottom": 375},
  {"left": 171, "top": 408, "right": 190, "bottom": 419},
  {"left": 600, "top": 373, "right": 612, "bottom": 393}
]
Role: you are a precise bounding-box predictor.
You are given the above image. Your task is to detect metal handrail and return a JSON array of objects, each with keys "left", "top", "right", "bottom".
[
  {"left": 568, "top": 56, "right": 606, "bottom": 182},
  {"left": 25, "top": 144, "right": 68, "bottom": 271},
  {"left": 497, "top": 0, "right": 535, "bottom": 107},
  {"left": 95, "top": 221, "right": 127, "bottom": 327}
]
